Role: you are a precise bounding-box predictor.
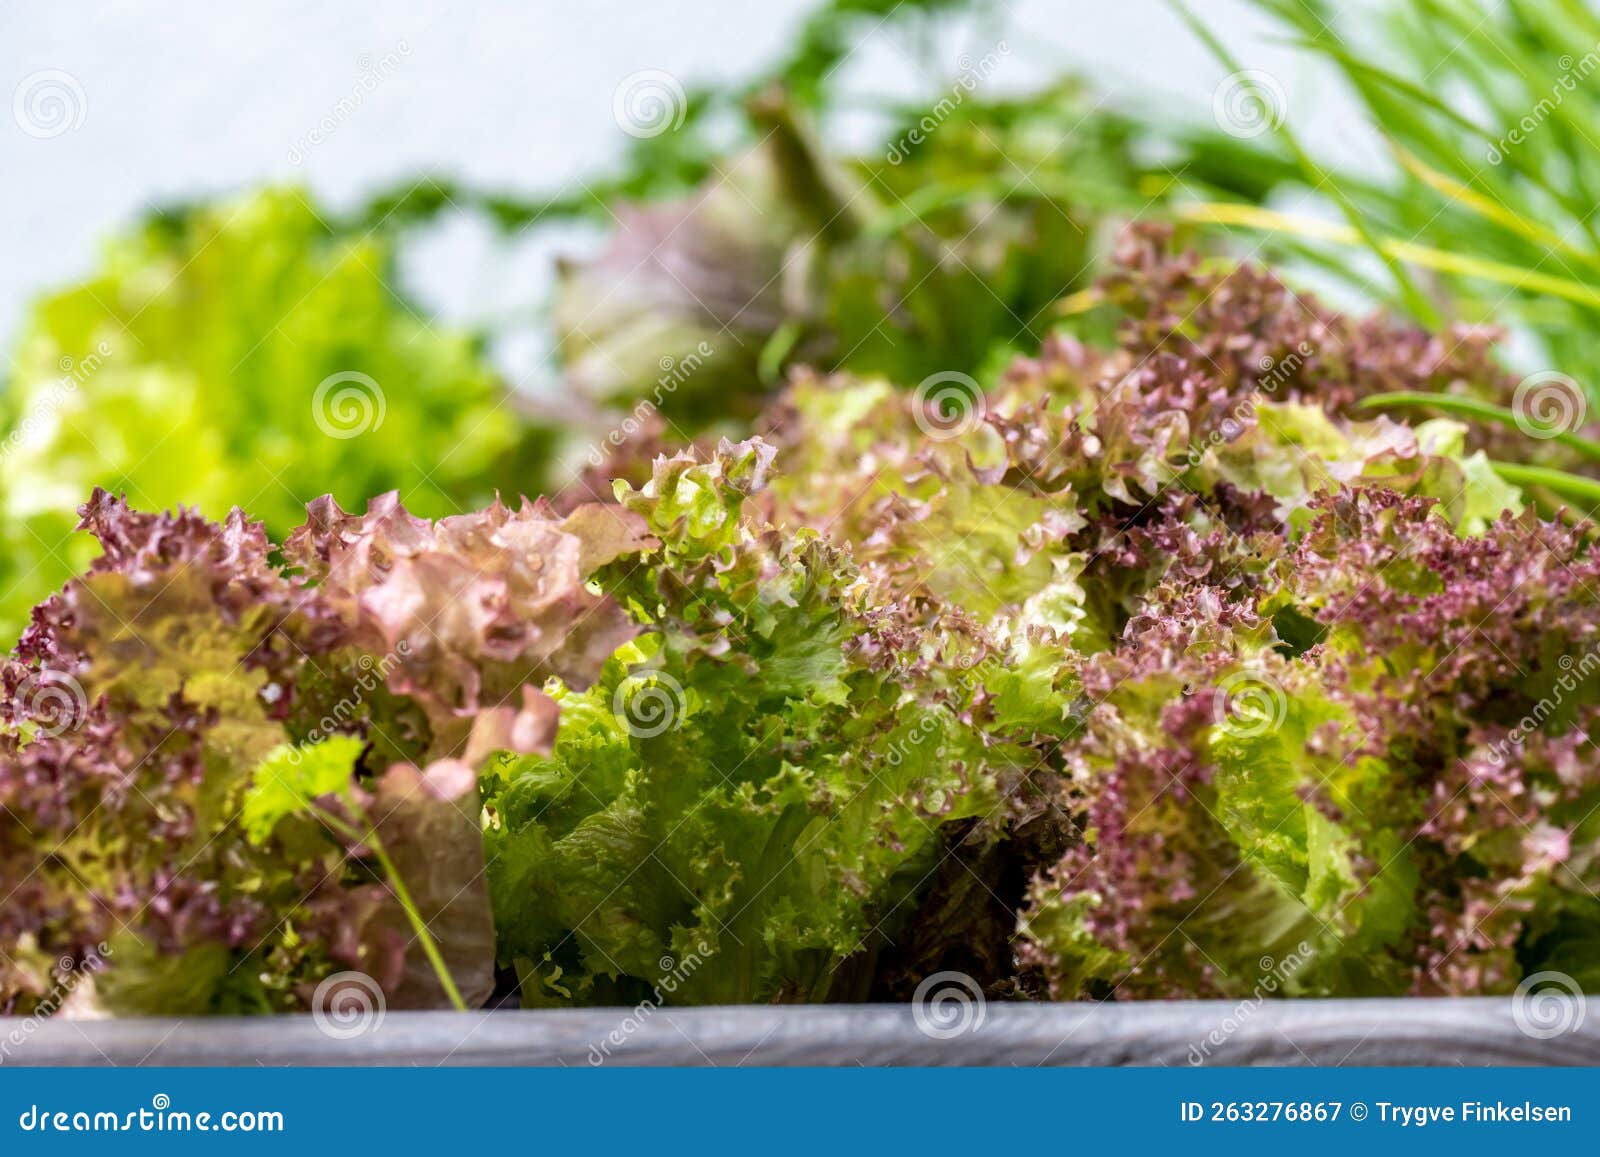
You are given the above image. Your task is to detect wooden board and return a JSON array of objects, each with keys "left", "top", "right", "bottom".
[{"left": 5, "top": 998, "right": 1596, "bottom": 1066}]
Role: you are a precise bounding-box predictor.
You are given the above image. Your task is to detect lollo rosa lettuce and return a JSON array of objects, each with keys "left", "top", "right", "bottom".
[
  {"left": 0, "top": 487, "right": 640, "bottom": 1014},
  {"left": 7, "top": 225, "right": 1600, "bottom": 1014}
]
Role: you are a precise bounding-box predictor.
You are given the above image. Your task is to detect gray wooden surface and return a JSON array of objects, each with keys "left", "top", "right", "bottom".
[{"left": 4, "top": 999, "right": 1595, "bottom": 1066}]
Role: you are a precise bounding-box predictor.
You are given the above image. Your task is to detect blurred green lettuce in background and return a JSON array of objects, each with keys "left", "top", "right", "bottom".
[{"left": 0, "top": 188, "right": 552, "bottom": 637}]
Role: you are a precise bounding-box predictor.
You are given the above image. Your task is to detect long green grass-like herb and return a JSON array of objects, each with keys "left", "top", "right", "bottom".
[
  {"left": 1491, "top": 461, "right": 1600, "bottom": 512},
  {"left": 1358, "top": 392, "right": 1600, "bottom": 463},
  {"left": 1187, "top": 0, "right": 1600, "bottom": 400}
]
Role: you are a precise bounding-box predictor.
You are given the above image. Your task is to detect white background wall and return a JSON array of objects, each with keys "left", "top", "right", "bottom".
[{"left": 1, "top": 0, "right": 1370, "bottom": 365}]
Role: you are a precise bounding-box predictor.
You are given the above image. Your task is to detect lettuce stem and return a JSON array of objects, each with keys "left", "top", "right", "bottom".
[{"left": 311, "top": 802, "right": 469, "bottom": 1012}]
